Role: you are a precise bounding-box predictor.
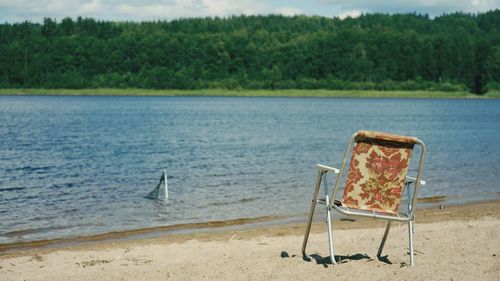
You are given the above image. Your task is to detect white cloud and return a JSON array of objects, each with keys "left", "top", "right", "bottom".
[
  {"left": 79, "top": 0, "right": 104, "bottom": 14},
  {"left": 317, "top": 0, "right": 500, "bottom": 15},
  {"left": 337, "top": 9, "right": 362, "bottom": 19},
  {"left": 201, "top": 0, "right": 271, "bottom": 16},
  {"left": 0, "top": 0, "right": 498, "bottom": 22},
  {"left": 275, "top": 7, "right": 304, "bottom": 16},
  {"left": 111, "top": 0, "right": 271, "bottom": 19},
  {"left": 0, "top": 0, "right": 272, "bottom": 22},
  {"left": 115, "top": 1, "right": 207, "bottom": 19}
]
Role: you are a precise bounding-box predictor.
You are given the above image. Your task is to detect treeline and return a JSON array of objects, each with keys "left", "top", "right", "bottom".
[{"left": 0, "top": 11, "right": 499, "bottom": 94}]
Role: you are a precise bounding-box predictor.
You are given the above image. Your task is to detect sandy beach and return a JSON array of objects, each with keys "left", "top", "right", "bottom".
[{"left": 1, "top": 201, "right": 499, "bottom": 281}]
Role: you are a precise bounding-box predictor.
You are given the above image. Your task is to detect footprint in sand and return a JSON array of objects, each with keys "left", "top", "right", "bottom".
[
  {"left": 76, "top": 259, "right": 111, "bottom": 268},
  {"left": 126, "top": 256, "right": 153, "bottom": 265}
]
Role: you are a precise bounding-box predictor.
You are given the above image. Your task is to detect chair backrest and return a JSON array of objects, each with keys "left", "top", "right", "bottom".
[{"left": 341, "top": 131, "right": 419, "bottom": 215}]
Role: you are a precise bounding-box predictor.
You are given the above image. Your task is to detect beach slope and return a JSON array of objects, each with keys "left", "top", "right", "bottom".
[{"left": 1, "top": 202, "right": 499, "bottom": 281}]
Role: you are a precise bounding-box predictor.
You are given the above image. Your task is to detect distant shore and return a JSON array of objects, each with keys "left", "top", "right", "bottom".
[
  {"left": 1, "top": 88, "right": 500, "bottom": 98},
  {"left": 1, "top": 200, "right": 498, "bottom": 281}
]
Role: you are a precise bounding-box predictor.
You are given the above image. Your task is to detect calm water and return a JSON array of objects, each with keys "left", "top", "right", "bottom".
[{"left": 1, "top": 96, "right": 499, "bottom": 243}]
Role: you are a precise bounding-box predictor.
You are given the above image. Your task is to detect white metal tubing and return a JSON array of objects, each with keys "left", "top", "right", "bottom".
[
  {"left": 301, "top": 171, "right": 324, "bottom": 258},
  {"left": 408, "top": 139, "right": 425, "bottom": 267},
  {"left": 316, "top": 164, "right": 340, "bottom": 174},
  {"left": 405, "top": 176, "right": 426, "bottom": 186},
  {"left": 323, "top": 174, "right": 337, "bottom": 265},
  {"left": 407, "top": 180, "right": 415, "bottom": 266},
  {"left": 410, "top": 140, "right": 426, "bottom": 211},
  {"left": 377, "top": 220, "right": 392, "bottom": 257},
  {"left": 407, "top": 182, "right": 413, "bottom": 215},
  {"left": 331, "top": 133, "right": 357, "bottom": 205},
  {"left": 409, "top": 221, "right": 415, "bottom": 266},
  {"left": 331, "top": 205, "right": 411, "bottom": 221}
]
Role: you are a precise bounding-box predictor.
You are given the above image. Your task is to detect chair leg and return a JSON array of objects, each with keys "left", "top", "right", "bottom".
[
  {"left": 377, "top": 220, "right": 392, "bottom": 257},
  {"left": 301, "top": 171, "right": 323, "bottom": 258},
  {"left": 326, "top": 205, "right": 337, "bottom": 265},
  {"left": 408, "top": 221, "right": 415, "bottom": 266},
  {"left": 321, "top": 173, "right": 337, "bottom": 265}
]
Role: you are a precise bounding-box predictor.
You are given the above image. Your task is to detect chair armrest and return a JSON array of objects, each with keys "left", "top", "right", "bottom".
[
  {"left": 316, "top": 164, "right": 340, "bottom": 174},
  {"left": 405, "top": 176, "right": 425, "bottom": 186}
]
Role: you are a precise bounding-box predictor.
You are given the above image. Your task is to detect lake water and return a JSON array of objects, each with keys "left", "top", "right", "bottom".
[{"left": 1, "top": 96, "right": 499, "bottom": 244}]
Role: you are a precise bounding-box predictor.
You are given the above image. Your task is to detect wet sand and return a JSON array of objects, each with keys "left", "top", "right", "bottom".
[{"left": 0, "top": 201, "right": 499, "bottom": 280}]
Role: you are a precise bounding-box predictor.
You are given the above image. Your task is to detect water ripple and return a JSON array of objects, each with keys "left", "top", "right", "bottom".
[{"left": 0, "top": 96, "right": 499, "bottom": 243}]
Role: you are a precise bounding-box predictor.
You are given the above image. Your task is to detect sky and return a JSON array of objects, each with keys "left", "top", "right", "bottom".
[{"left": 0, "top": 0, "right": 498, "bottom": 23}]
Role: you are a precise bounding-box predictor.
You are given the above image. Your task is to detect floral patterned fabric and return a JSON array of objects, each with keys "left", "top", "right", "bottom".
[{"left": 342, "top": 131, "right": 415, "bottom": 215}]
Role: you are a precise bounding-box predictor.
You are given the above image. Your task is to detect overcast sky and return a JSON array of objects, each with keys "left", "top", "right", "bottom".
[{"left": 1, "top": 0, "right": 498, "bottom": 23}]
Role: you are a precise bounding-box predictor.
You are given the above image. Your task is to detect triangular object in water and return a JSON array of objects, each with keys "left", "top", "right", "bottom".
[{"left": 145, "top": 172, "right": 165, "bottom": 200}]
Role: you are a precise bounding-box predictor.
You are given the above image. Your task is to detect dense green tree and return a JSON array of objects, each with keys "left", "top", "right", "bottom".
[{"left": 0, "top": 11, "right": 499, "bottom": 93}]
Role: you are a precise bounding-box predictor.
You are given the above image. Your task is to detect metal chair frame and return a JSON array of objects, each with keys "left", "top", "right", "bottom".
[{"left": 301, "top": 131, "right": 426, "bottom": 266}]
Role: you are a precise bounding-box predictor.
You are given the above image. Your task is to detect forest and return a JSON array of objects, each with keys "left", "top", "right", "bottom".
[{"left": 0, "top": 11, "right": 499, "bottom": 94}]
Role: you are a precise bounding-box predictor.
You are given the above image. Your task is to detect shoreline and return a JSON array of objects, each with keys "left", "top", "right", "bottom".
[
  {"left": 1, "top": 198, "right": 498, "bottom": 256},
  {"left": 1, "top": 88, "right": 500, "bottom": 99},
  {"left": 1, "top": 200, "right": 498, "bottom": 281}
]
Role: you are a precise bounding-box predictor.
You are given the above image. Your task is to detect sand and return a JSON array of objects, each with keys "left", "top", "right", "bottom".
[{"left": 1, "top": 201, "right": 499, "bottom": 281}]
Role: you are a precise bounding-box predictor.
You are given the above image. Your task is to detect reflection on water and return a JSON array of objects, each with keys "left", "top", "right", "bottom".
[{"left": 0, "top": 96, "right": 499, "bottom": 243}]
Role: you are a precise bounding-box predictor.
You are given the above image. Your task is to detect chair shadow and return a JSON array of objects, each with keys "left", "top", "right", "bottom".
[
  {"left": 376, "top": 255, "right": 393, "bottom": 265},
  {"left": 302, "top": 253, "right": 393, "bottom": 267}
]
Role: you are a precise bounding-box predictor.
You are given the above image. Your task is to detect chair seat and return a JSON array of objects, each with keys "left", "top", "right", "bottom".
[
  {"left": 332, "top": 201, "right": 411, "bottom": 222},
  {"left": 316, "top": 198, "right": 411, "bottom": 221}
]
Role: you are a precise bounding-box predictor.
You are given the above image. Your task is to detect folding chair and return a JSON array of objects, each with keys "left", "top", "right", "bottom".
[{"left": 301, "top": 130, "right": 426, "bottom": 266}]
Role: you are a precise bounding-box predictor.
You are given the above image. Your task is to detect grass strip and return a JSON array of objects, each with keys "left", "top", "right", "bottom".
[{"left": 1, "top": 88, "right": 499, "bottom": 98}]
